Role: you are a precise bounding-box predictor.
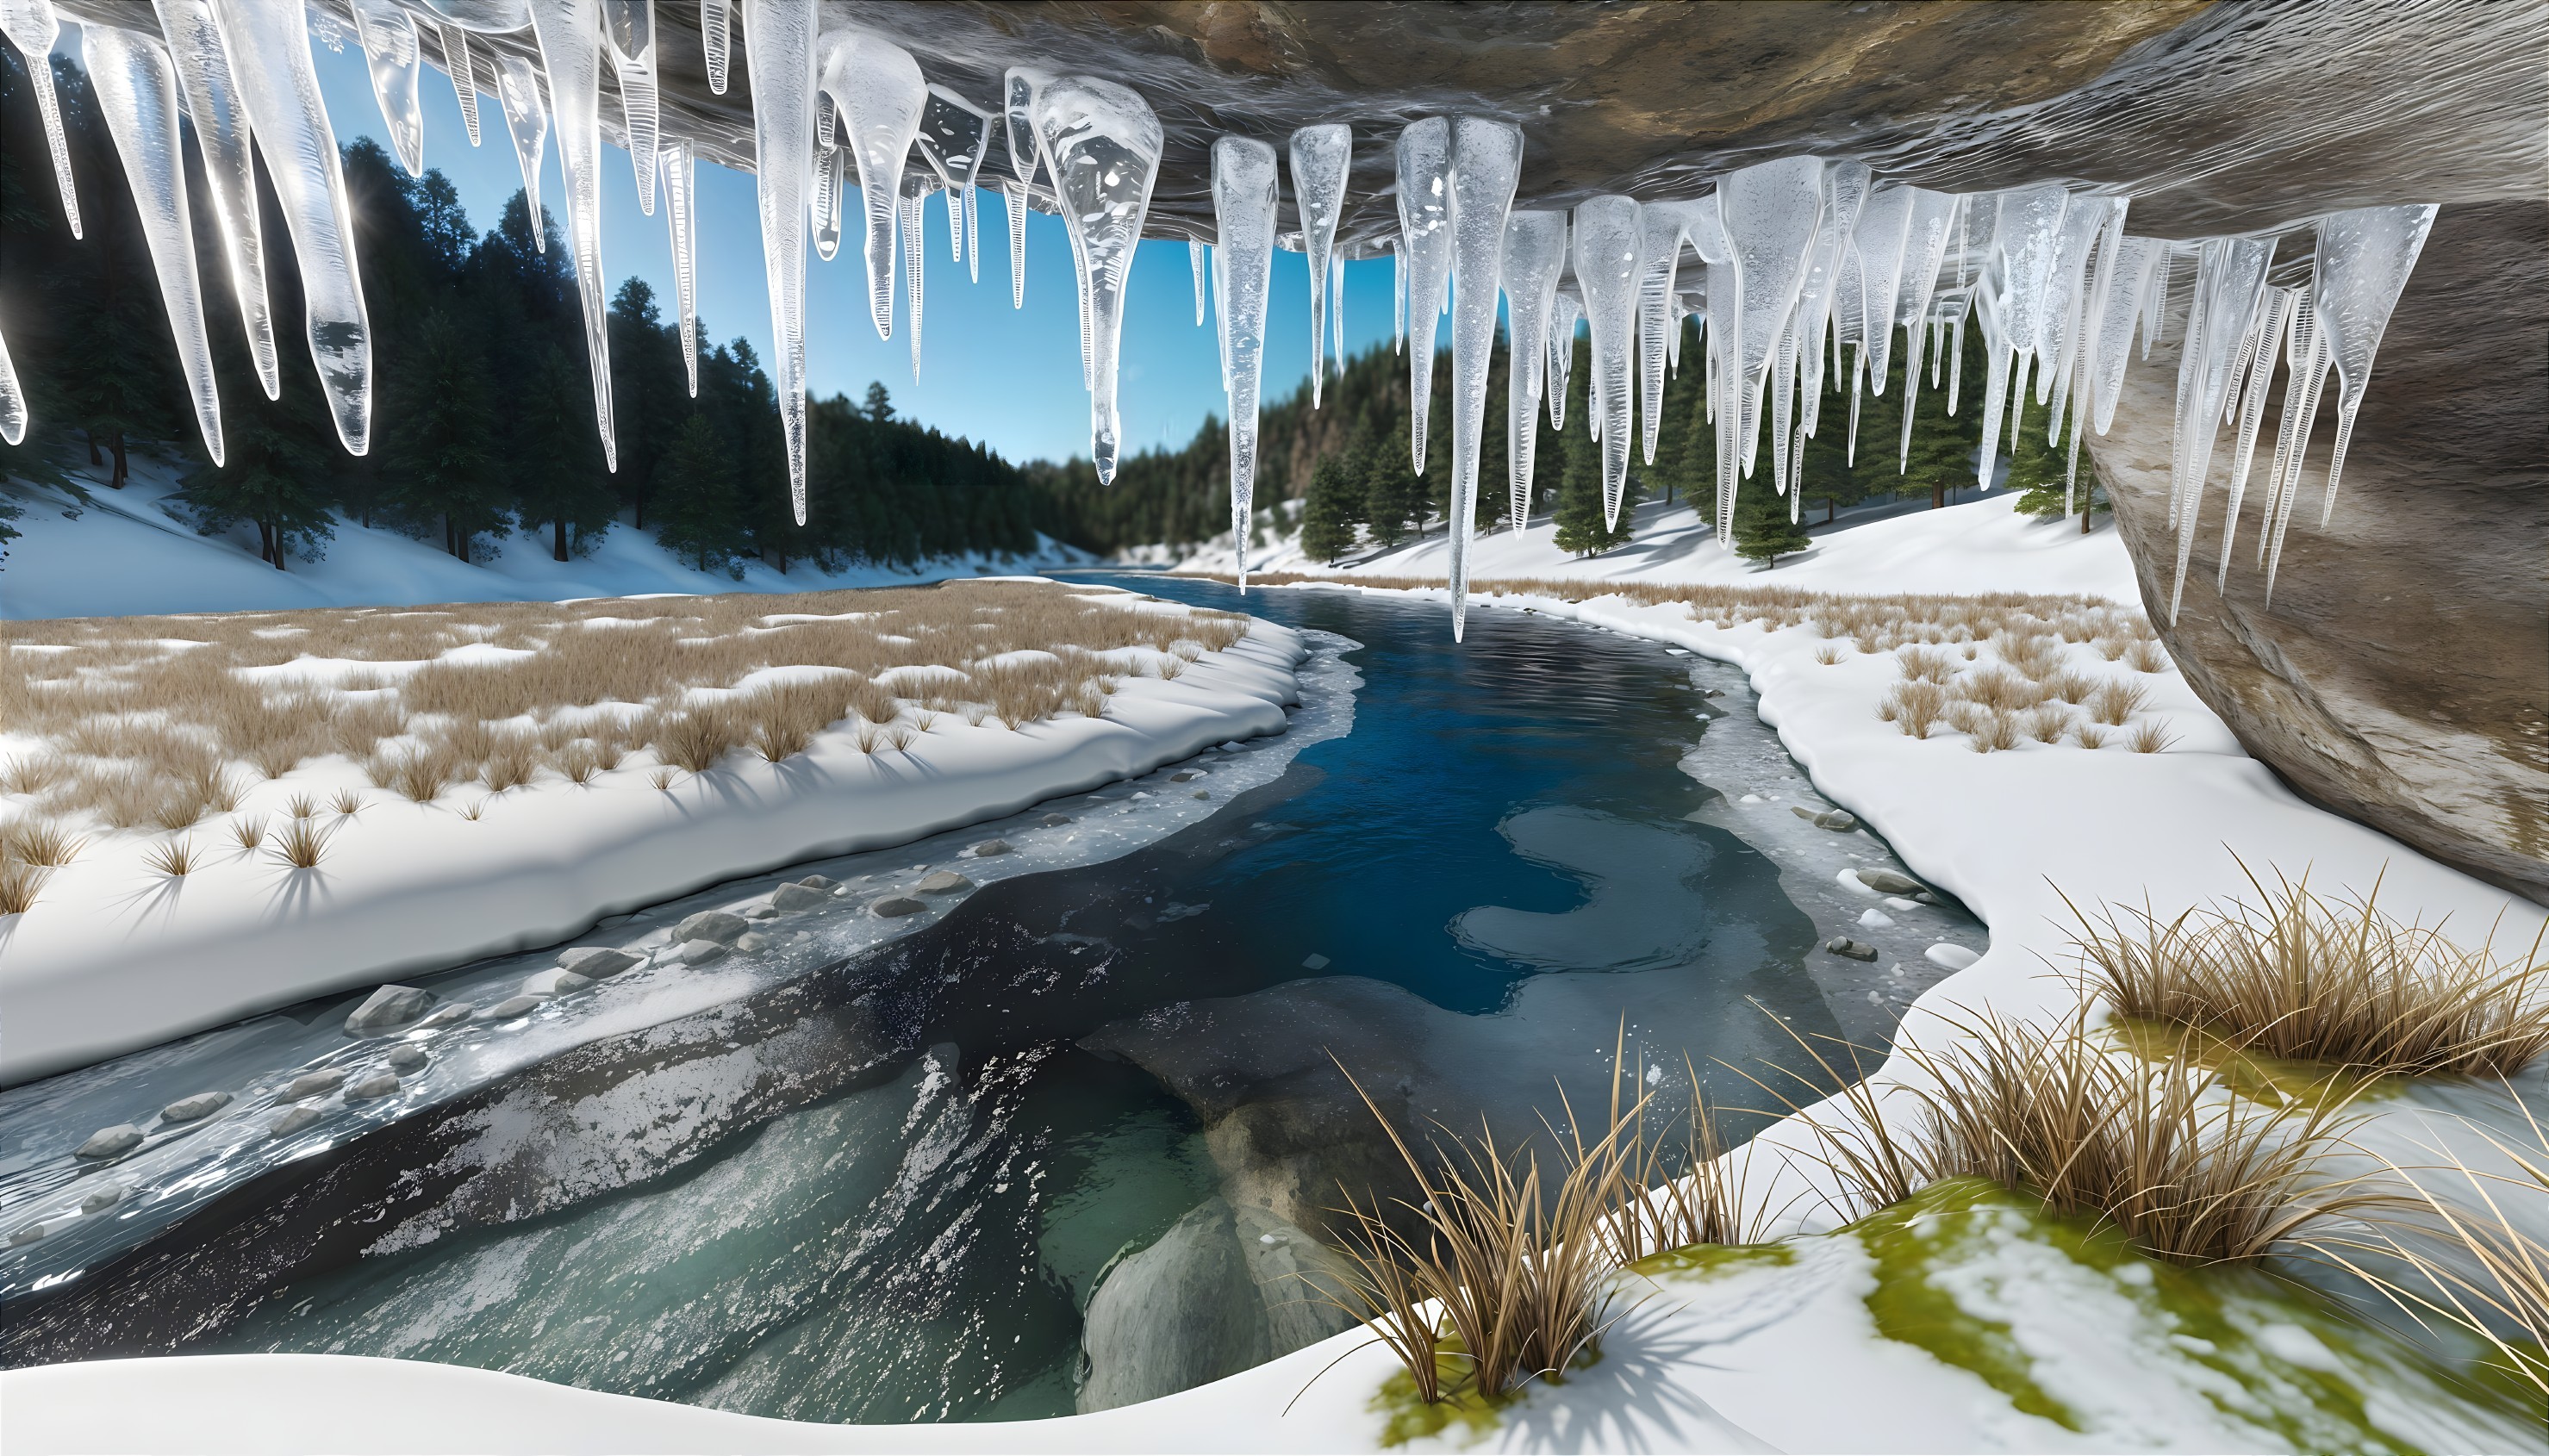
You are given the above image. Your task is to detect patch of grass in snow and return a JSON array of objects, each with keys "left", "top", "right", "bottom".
[
  {"left": 1857, "top": 1179, "right": 2084, "bottom": 1430},
  {"left": 2108, "top": 1016, "right": 2396, "bottom": 1111},
  {"left": 1628, "top": 1240, "right": 1796, "bottom": 1280}
]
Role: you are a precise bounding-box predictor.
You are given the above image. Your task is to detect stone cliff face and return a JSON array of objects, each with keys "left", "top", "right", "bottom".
[{"left": 2091, "top": 199, "right": 2547, "bottom": 904}]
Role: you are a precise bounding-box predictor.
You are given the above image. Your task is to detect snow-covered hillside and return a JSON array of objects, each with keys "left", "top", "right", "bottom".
[{"left": 0, "top": 455, "right": 1093, "bottom": 621}]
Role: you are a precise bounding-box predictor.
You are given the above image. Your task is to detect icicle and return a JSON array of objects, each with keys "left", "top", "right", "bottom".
[
  {"left": 811, "top": 143, "right": 843, "bottom": 262},
  {"left": 1720, "top": 156, "right": 1823, "bottom": 544},
  {"left": 1548, "top": 286, "right": 1579, "bottom": 432},
  {"left": 659, "top": 139, "right": 697, "bottom": 396},
  {"left": 1033, "top": 75, "right": 1161, "bottom": 486},
  {"left": 345, "top": 0, "right": 424, "bottom": 177},
  {"left": 701, "top": 0, "right": 728, "bottom": 92},
  {"left": 1003, "top": 179, "right": 1029, "bottom": 308},
  {"left": 2310, "top": 203, "right": 2437, "bottom": 527},
  {"left": 1945, "top": 300, "right": 1967, "bottom": 416},
  {"left": 1636, "top": 201, "right": 1699, "bottom": 470},
  {"left": 1395, "top": 117, "right": 1454, "bottom": 474},
  {"left": 743, "top": 0, "right": 815, "bottom": 521},
  {"left": 83, "top": 25, "right": 223, "bottom": 464},
  {"left": 432, "top": 21, "right": 482, "bottom": 146},
  {"left": 2165, "top": 236, "right": 2271, "bottom": 621},
  {"left": 2145, "top": 243, "right": 2174, "bottom": 356},
  {"left": 1503, "top": 210, "right": 1566, "bottom": 535},
  {"left": 1001, "top": 67, "right": 1045, "bottom": 310},
  {"left": 1330, "top": 247, "right": 1345, "bottom": 382},
  {"left": 494, "top": 52, "right": 549, "bottom": 252},
  {"left": 1211, "top": 136, "right": 1276, "bottom": 592},
  {"left": 1977, "top": 289, "right": 2010, "bottom": 486},
  {"left": 0, "top": 321, "right": 23, "bottom": 445},
  {"left": 1443, "top": 116, "right": 1523, "bottom": 641},
  {"left": 1392, "top": 235, "right": 1405, "bottom": 355},
  {"left": 901, "top": 174, "right": 931, "bottom": 379},
  {"left": 1290, "top": 123, "right": 1350, "bottom": 408},
  {"left": 2031, "top": 200, "right": 2104, "bottom": 421},
  {"left": 2261, "top": 290, "right": 2328, "bottom": 602},
  {"left": 1790, "top": 161, "right": 1870, "bottom": 491},
  {"left": 0, "top": 0, "right": 80, "bottom": 238},
  {"left": 526, "top": 0, "right": 617, "bottom": 470},
  {"left": 1573, "top": 196, "right": 1642, "bottom": 530},
  {"left": 602, "top": 1, "right": 658, "bottom": 215},
  {"left": 1187, "top": 237, "right": 1209, "bottom": 325},
  {"left": 1894, "top": 190, "right": 1956, "bottom": 379},
  {"left": 208, "top": 0, "right": 371, "bottom": 452},
  {"left": 2060, "top": 204, "right": 2128, "bottom": 508},
  {"left": 2216, "top": 286, "right": 2293, "bottom": 588},
  {"left": 2089, "top": 234, "right": 2156, "bottom": 435},
  {"left": 818, "top": 30, "right": 925, "bottom": 343},
  {"left": 1851, "top": 186, "right": 1911, "bottom": 396},
  {"left": 916, "top": 84, "right": 992, "bottom": 268},
  {"left": 155, "top": 0, "right": 277, "bottom": 399}
]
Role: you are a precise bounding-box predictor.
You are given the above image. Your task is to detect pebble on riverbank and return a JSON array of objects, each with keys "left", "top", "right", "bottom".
[
  {"left": 916, "top": 872, "right": 973, "bottom": 895},
  {"left": 159, "top": 1092, "right": 231, "bottom": 1124},
  {"left": 871, "top": 895, "right": 927, "bottom": 918}
]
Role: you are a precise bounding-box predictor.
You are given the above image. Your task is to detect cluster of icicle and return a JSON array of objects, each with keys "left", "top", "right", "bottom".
[{"left": 0, "top": 3, "right": 2435, "bottom": 633}]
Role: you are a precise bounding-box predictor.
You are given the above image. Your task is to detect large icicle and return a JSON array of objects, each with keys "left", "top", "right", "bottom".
[
  {"left": 1890, "top": 189, "right": 1956, "bottom": 473},
  {"left": 660, "top": 138, "right": 696, "bottom": 396},
  {"left": 0, "top": 321, "right": 23, "bottom": 445},
  {"left": 915, "top": 84, "right": 991, "bottom": 269},
  {"left": 2309, "top": 202, "right": 2436, "bottom": 527},
  {"left": 84, "top": 24, "right": 223, "bottom": 464},
  {"left": 346, "top": 0, "right": 424, "bottom": 177},
  {"left": 810, "top": 142, "right": 843, "bottom": 261},
  {"left": 1549, "top": 285, "right": 1580, "bottom": 432},
  {"left": 1851, "top": 186, "right": 1911, "bottom": 398},
  {"left": 209, "top": 0, "right": 371, "bottom": 453},
  {"left": 526, "top": 0, "right": 616, "bottom": 470},
  {"left": 2035, "top": 197, "right": 2115, "bottom": 444},
  {"left": 1211, "top": 135, "right": 1276, "bottom": 591},
  {"left": 2164, "top": 235, "right": 2271, "bottom": 621},
  {"left": 900, "top": 173, "right": 930, "bottom": 378},
  {"left": 819, "top": 29, "right": 925, "bottom": 341},
  {"left": 1033, "top": 74, "right": 1161, "bottom": 484},
  {"left": 1572, "top": 196, "right": 1642, "bottom": 530},
  {"left": 1789, "top": 160, "right": 1870, "bottom": 486},
  {"left": 701, "top": 0, "right": 726, "bottom": 93},
  {"left": 155, "top": 0, "right": 277, "bottom": 398},
  {"left": 2216, "top": 285, "right": 2293, "bottom": 588},
  {"left": 2261, "top": 290, "right": 2328, "bottom": 603},
  {"left": 1392, "top": 235, "right": 1405, "bottom": 354},
  {"left": 2089, "top": 234, "right": 2158, "bottom": 435},
  {"left": 1635, "top": 202, "right": 1698, "bottom": 470},
  {"left": 1188, "top": 237, "right": 1209, "bottom": 325},
  {"left": 1290, "top": 123, "right": 1350, "bottom": 408},
  {"left": 1443, "top": 116, "right": 1522, "bottom": 641},
  {"left": 1001, "top": 67, "right": 1045, "bottom": 310},
  {"left": 1502, "top": 210, "right": 1566, "bottom": 536},
  {"left": 743, "top": 0, "right": 815, "bottom": 521},
  {"left": 494, "top": 51, "right": 548, "bottom": 251},
  {"left": 1395, "top": 117, "right": 1454, "bottom": 473},
  {"left": 430, "top": 19, "right": 480, "bottom": 146},
  {"left": 0, "top": 0, "right": 81, "bottom": 238},
  {"left": 603, "top": 1, "right": 658, "bottom": 215},
  {"left": 1718, "top": 157, "right": 1823, "bottom": 540}
]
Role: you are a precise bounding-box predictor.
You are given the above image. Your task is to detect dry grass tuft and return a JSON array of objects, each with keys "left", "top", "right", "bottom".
[
  {"left": 1814, "top": 644, "right": 1846, "bottom": 666},
  {"left": 1879, "top": 681, "right": 1948, "bottom": 739},
  {"left": 271, "top": 816, "right": 334, "bottom": 868},
  {"left": 2125, "top": 638, "right": 2171, "bottom": 673},
  {"left": 141, "top": 837, "right": 199, "bottom": 878},
  {"left": 2022, "top": 703, "right": 2073, "bottom": 744},
  {"left": 3, "top": 817, "right": 85, "bottom": 868},
  {"left": 1897, "top": 645, "right": 1960, "bottom": 685},
  {"left": 2127, "top": 719, "right": 2179, "bottom": 754},
  {"left": 2086, "top": 679, "right": 2149, "bottom": 726},
  {"left": 1, "top": 754, "right": 68, "bottom": 797},
  {"left": 2041, "top": 669, "right": 2098, "bottom": 706},
  {"left": 2070, "top": 866, "right": 2549, "bottom": 1077},
  {"left": 228, "top": 815, "right": 268, "bottom": 853},
  {"left": 1994, "top": 632, "right": 2069, "bottom": 681},
  {"left": 1953, "top": 666, "right": 2043, "bottom": 713},
  {"left": 2074, "top": 723, "right": 2110, "bottom": 750},
  {"left": 329, "top": 788, "right": 364, "bottom": 816},
  {"left": 0, "top": 858, "right": 46, "bottom": 915},
  {"left": 649, "top": 766, "right": 680, "bottom": 792},
  {"left": 555, "top": 744, "right": 601, "bottom": 785},
  {"left": 657, "top": 706, "right": 745, "bottom": 773},
  {"left": 1950, "top": 705, "right": 2022, "bottom": 754}
]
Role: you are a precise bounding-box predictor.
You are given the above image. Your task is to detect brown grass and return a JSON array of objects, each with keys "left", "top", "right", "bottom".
[
  {"left": 1897, "top": 645, "right": 1960, "bottom": 685},
  {"left": 0, "top": 858, "right": 46, "bottom": 915},
  {"left": 329, "top": 788, "right": 364, "bottom": 816},
  {"left": 140, "top": 837, "right": 199, "bottom": 877},
  {"left": 2125, "top": 638, "right": 2170, "bottom": 673},
  {"left": 1813, "top": 644, "right": 1846, "bottom": 665},
  {"left": 2, "top": 817, "right": 84, "bottom": 867},
  {"left": 2021, "top": 703, "right": 2073, "bottom": 744},
  {"left": 271, "top": 816, "right": 334, "bottom": 868},
  {"left": 2075, "top": 723, "right": 2110, "bottom": 750},
  {"left": 2127, "top": 719, "right": 2179, "bottom": 754},
  {"left": 1879, "top": 681, "right": 1949, "bottom": 739},
  {"left": 1953, "top": 666, "right": 2044, "bottom": 713},
  {"left": 227, "top": 815, "right": 267, "bottom": 853},
  {"left": 2086, "top": 679, "right": 2149, "bottom": 726}
]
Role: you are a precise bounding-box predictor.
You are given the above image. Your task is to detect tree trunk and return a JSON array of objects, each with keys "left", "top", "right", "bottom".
[
  {"left": 1826, "top": 499, "right": 1835, "bottom": 524},
  {"left": 109, "top": 430, "right": 128, "bottom": 488},
  {"left": 256, "top": 519, "right": 275, "bottom": 564},
  {"left": 1932, "top": 482, "right": 1946, "bottom": 509},
  {"left": 267, "top": 519, "right": 288, "bottom": 571},
  {"left": 85, "top": 430, "right": 103, "bottom": 467},
  {"left": 552, "top": 516, "right": 568, "bottom": 562},
  {"left": 2080, "top": 506, "right": 2094, "bottom": 535}
]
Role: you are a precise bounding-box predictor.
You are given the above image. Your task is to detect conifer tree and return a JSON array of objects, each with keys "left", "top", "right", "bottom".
[
  {"left": 383, "top": 310, "right": 506, "bottom": 559},
  {"left": 1359, "top": 428, "right": 1426, "bottom": 550},
  {"left": 651, "top": 413, "right": 745, "bottom": 574},
  {"left": 1731, "top": 476, "right": 1811, "bottom": 565},
  {"left": 2009, "top": 398, "right": 2108, "bottom": 531},
  {"left": 1552, "top": 357, "right": 1636, "bottom": 556},
  {"left": 1298, "top": 447, "right": 1365, "bottom": 563}
]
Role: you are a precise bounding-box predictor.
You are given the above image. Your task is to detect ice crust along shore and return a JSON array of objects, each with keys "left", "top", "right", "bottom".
[{"left": 9, "top": 484, "right": 2542, "bottom": 1453}]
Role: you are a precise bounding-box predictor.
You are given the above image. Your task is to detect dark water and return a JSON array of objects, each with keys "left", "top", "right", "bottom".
[{"left": 182, "top": 577, "right": 1874, "bottom": 1422}]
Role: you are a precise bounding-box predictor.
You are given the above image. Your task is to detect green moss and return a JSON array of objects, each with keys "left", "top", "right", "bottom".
[
  {"left": 1855, "top": 1180, "right": 2086, "bottom": 1431},
  {"left": 1630, "top": 1240, "right": 1797, "bottom": 1280},
  {"left": 1367, "top": 1336, "right": 1603, "bottom": 1447},
  {"left": 2106, "top": 1016, "right": 2400, "bottom": 1109}
]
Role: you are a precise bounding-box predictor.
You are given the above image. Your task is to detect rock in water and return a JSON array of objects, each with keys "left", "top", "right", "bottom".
[
  {"left": 1815, "top": 809, "right": 1859, "bottom": 831},
  {"left": 559, "top": 947, "right": 642, "bottom": 978},
  {"left": 9, "top": 1223, "right": 43, "bottom": 1247},
  {"left": 677, "top": 939, "right": 729, "bottom": 965},
  {"left": 1077, "top": 1198, "right": 1268, "bottom": 1412},
  {"left": 414, "top": 1003, "right": 474, "bottom": 1029},
  {"left": 870, "top": 895, "right": 926, "bottom": 918},
  {"left": 768, "top": 882, "right": 830, "bottom": 913},
  {"left": 735, "top": 931, "right": 771, "bottom": 952},
  {"left": 281, "top": 1070, "right": 346, "bottom": 1100},
  {"left": 344, "top": 985, "right": 436, "bottom": 1036},
  {"left": 480, "top": 995, "right": 545, "bottom": 1021},
  {"left": 158, "top": 1092, "right": 232, "bottom": 1123},
  {"left": 521, "top": 968, "right": 594, "bottom": 999},
  {"left": 80, "top": 1185, "right": 126, "bottom": 1214},
  {"left": 1856, "top": 868, "right": 1922, "bottom": 895},
  {"left": 267, "top": 1106, "right": 323, "bottom": 1139},
  {"left": 74, "top": 1125, "right": 145, "bottom": 1160},
  {"left": 384, "top": 1046, "right": 428, "bottom": 1074},
  {"left": 345, "top": 1073, "right": 401, "bottom": 1101},
  {"left": 916, "top": 871, "right": 973, "bottom": 894},
  {"left": 794, "top": 874, "right": 838, "bottom": 890},
  {"left": 674, "top": 911, "right": 750, "bottom": 944},
  {"left": 972, "top": 838, "right": 1011, "bottom": 856},
  {"left": 1825, "top": 936, "right": 1879, "bottom": 961},
  {"left": 1039, "top": 812, "right": 1073, "bottom": 826}
]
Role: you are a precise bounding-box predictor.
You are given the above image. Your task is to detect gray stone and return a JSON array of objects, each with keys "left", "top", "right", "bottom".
[
  {"left": 916, "top": 871, "right": 973, "bottom": 894},
  {"left": 1192, "top": 790, "right": 1211, "bottom": 800},
  {"left": 481, "top": 995, "right": 545, "bottom": 1020},
  {"left": 1301, "top": 953, "right": 1331, "bottom": 970},
  {"left": 281, "top": 1070, "right": 346, "bottom": 1100},
  {"left": 831, "top": 884, "right": 857, "bottom": 898},
  {"left": 344, "top": 985, "right": 436, "bottom": 1036},
  {"left": 769, "top": 882, "right": 830, "bottom": 913},
  {"left": 414, "top": 1003, "right": 475, "bottom": 1029},
  {"left": 159, "top": 1092, "right": 232, "bottom": 1124},
  {"left": 521, "top": 968, "right": 593, "bottom": 999},
  {"left": 794, "top": 874, "right": 838, "bottom": 891},
  {"left": 1040, "top": 813, "right": 1073, "bottom": 826},
  {"left": 9, "top": 1223, "right": 43, "bottom": 1247},
  {"left": 558, "top": 947, "right": 642, "bottom": 978},
  {"left": 744, "top": 904, "right": 778, "bottom": 920},
  {"left": 1815, "top": 810, "right": 1860, "bottom": 832},
  {"left": 1826, "top": 936, "right": 1879, "bottom": 961},
  {"left": 673, "top": 911, "right": 750, "bottom": 945},
  {"left": 345, "top": 1073, "right": 401, "bottom": 1102},
  {"left": 871, "top": 895, "right": 927, "bottom": 918},
  {"left": 80, "top": 1185, "right": 126, "bottom": 1214},
  {"left": 384, "top": 1045, "right": 428, "bottom": 1074},
  {"left": 1169, "top": 772, "right": 1197, "bottom": 783},
  {"left": 1913, "top": 891, "right": 1941, "bottom": 905},
  {"left": 267, "top": 1106, "right": 323, "bottom": 1139},
  {"left": 678, "top": 938, "right": 729, "bottom": 965},
  {"left": 72, "top": 1125, "right": 143, "bottom": 1160},
  {"left": 1857, "top": 868, "right": 1923, "bottom": 895},
  {"left": 735, "top": 931, "right": 771, "bottom": 952},
  {"left": 972, "top": 838, "right": 1011, "bottom": 856}
]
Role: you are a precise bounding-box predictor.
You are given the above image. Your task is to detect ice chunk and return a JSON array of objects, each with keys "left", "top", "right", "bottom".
[
  {"left": 1501, "top": 210, "right": 1567, "bottom": 534},
  {"left": 494, "top": 51, "right": 548, "bottom": 252},
  {"left": 1289, "top": 123, "right": 1351, "bottom": 408},
  {"left": 347, "top": 0, "right": 424, "bottom": 177},
  {"left": 744, "top": 0, "right": 816, "bottom": 521},
  {"left": 2310, "top": 203, "right": 2436, "bottom": 527},
  {"left": 1394, "top": 117, "right": 1453, "bottom": 473},
  {"left": 603, "top": 0, "right": 659, "bottom": 215},
  {"left": 817, "top": 28, "right": 925, "bottom": 342},
  {"left": 1211, "top": 136, "right": 1277, "bottom": 591},
  {"left": 1571, "top": 195, "right": 1642, "bottom": 529},
  {"left": 1443, "top": 116, "right": 1522, "bottom": 641},
  {"left": 659, "top": 140, "right": 697, "bottom": 396},
  {"left": 84, "top": 24, "right": 223, "bottom": 464},
  {"left": 155, "top": 0, "right": 277, "bottom": 399},
  {"left": 0, "top": 0, "right": 81, "bottom": 237},
  {"left": 701, "top": 0, "right": 727, "bottom": 93},
  {"left": 1032, "top": 74, "right": 1162, "bottom": 485},
  {"left": 525, "top": 0, "right": 617, "bottom": 470}
]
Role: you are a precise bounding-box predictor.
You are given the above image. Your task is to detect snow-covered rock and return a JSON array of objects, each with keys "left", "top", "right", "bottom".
[
  {"left": 156, "top": 1092, "right": 231, "bottom": 1124},
  {"left": 72, "top": 1126, "right": 143, "bottom": 1160},
  {"left": 671, "top": 912, "right": 750, "bottom": 946},
  {"left": 915, "top": 872, "right": 972, "bottom": 894},
  {"left": 342, "top": 986, "right": 436, "bottom": 1037},
  {"left": 766, "top": 883, "right": 830, "bottom": 913},
  {"left": 557, "top": 948, "right": 641, "bottom": 979},
  {"left": 520, "top": 969, "right": 594, "bottom": 999}
]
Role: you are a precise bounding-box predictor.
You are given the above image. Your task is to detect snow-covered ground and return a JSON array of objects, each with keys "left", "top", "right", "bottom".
[
  {"left": 0, "top": 455, "right": 1094, "bottom": 620},
  {"left": 8, "top": 495, "right": 2542, "bottom": 1453}
]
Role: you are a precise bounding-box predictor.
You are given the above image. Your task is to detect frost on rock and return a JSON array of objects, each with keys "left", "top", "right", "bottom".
[
  {"left": 817, "top": 28, "right": 925, "bottom": 342},
  {"left": 603, "top": 0, "right": 659, "bottom": 215},
  {"left": 1571, "top": 195, "right": 1642, "bottom": 530},
  {"left": 494, "top": 50, "right": 549, "bottom": 252},
  {"left": 743, "top": 0, "right": 815, "bottom": 522},
  {"left": 156, "top": 0, "right": 277, "bottom": 399},
  {"left": 659, "top": 138, "right": 697, "bottom": 396},
  {"left": 1288, "top": 123, "right": 1350, "bottom": 408},
  {"left": 526, "top": 0, "right": 617, "bottom": 470},
  {"left": 2309, "top": 202, "right": 2436, "bottom": 527},
  {"left": 700, "top": 0, "right": 726, "bottom": 94},
  {"left": 1501, "top": 210, "right": 1567, "bottom": 535},
  {"left": 1394, "top": 117, "right": 1453, "bottom": 473},
  {"left": 1033, "top": 73, "right": 1161, "bottom": 485},
  {"left": 0, "top": 0, "right": 80, "bottom": 238},
  {"left": 1717, "top": 157, "right": 1823, "bottom": 539},
  {"left": 346, "top": 0, "right": 423, "bottom": 177},
  {"left": 1443, "top": 116, "right": 1522, "bottom": 641},
  {"left": 1210, "top": 135, "right": 1276, "bottom": 592},
  {"left": 915, "top": 84, "right": 992, "bottom": 273}
]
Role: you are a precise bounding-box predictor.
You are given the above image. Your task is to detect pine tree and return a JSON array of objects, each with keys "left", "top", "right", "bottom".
[
  {"left": 1552, "top": 358, "right": 1636, "bottom": 556},
  {"left": 1731, "top": 476, "right": 1811, "bottom": 565},
  {"left": 1298, "top": 447, "right": 1364, "bottom": 563},
  {"left": 651, "top": 413, "right": 745, "bottom": 575},
  {"left": 177, "top": 377, "right": 335, "bottom": 571},
  {"left": 608, "top": 278, "right": 687, "bottom": 527},
  {"left": 513, "top": 344, "right": 618, "bottom": 561},
  {"left": 1359, "top": 429, "right": 1426, "bottom": 549},
  {"left": 383, "top": 310, "right": 507, "bottom": 559},
  {"left": 2010, "top": 395, "right": 2108, "bottom": 531},
  {"left": 863, "top": 381, "right": 894, "bottom": 423}
]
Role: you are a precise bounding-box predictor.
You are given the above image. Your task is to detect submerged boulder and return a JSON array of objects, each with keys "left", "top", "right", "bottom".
[
  {"left": 343, "top": 986, "right": 435, "bottom": 1037},
  {"left": 768, "top": 882, "right": 830, "bottom": 913},
  {"left": 73, "top": 1126, "right": 144, "bottom": 1160},
  {"left": 521, "top": 968, "right": 594, "bottom": 999}
]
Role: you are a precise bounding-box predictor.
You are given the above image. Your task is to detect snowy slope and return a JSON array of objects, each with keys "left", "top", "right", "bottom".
[
  {"left": 1164, "top": 491, "right": 2142, "bottom": 605},
  {"left": 0, "top": 454, "right": 1094, "bottom": 621}
]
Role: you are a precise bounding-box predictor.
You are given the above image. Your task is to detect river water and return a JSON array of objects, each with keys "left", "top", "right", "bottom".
[{"left": 0, "top": 576, "right": 1984, "bottom": 1422}]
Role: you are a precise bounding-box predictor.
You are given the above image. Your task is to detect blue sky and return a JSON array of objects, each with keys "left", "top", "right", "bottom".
[{"left": 304, "top": 39, "right": 1402, "bottom": 469}]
